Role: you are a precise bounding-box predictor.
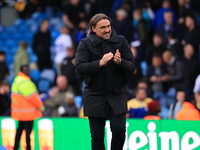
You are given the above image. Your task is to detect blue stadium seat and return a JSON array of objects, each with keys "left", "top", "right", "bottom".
[
  {"left": 1, "top": 33, "right": 10, "bottom": 41},
  {"left": 30, "top": 69, "right": 40, "bottom": 83},
  {"left": 5, "top": 54, "right": 14, "bottom": 64},
  {"left": 0, "top": 25, "right": 6, "bottom": 33},
  {"left": 12, "top": 32, "right": 23, "bottom": 43},
  {"left": 37, "top": 79, "right": 51, "bottom": 93},
  {"left": 140, "top": 61, "right": 148, "bottom": 76},
  {"left": 74, "top": 95, "right": 82, "bottom": 108},
  {"left": 25, "top": 19, "right": 35, "bottom": 27},
  {"left": 29, "top": 54, "right": 37, "bottom": 62},
  {"left": 5, "top": 40, "right": 17, "bottom": 48},
  {"left": 18, "top": 25, "right": 29, "bottom": 33},
  {"left": 10, "top": 46, "right": 18, "bottom": 55},
  {"left": 27, "top": 46, "right": 34, "bottom": 55},
  {"left": 51, "top": 30, "right": 60, "bottom": 41},
  {"left": 40, "top": 69, "right": 56, "bottom": 84},
  {"left": 14, "top": 19, "right": 25, "bottom": 27},
  {"left": 7, "top": 25, "right": 17, "bottom": 33}
]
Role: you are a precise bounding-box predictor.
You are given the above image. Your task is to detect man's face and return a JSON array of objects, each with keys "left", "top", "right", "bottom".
[
  {"left": 92, "top": 19, "right": 112, "bottom": 40},
  {"left": 23, "top": 66, "right": 30, "bottom": 76},
  {"left": 164, "top": 12, "right": 173, "bottom": 24},
  {"left": 41, "top": 20, "right": 49, "bottom": 31},
  {"left": 176, "top": 91, "right": 185, "bottom": 103},
  {"left": 136, "top": 89, "right": 147, "bottom": 101},
  {"left": 185, "top": 17, "right": 194, "bottom": 28},
  {"left": 152, "top": 57, "right": 162, "bottom": 67},
  {"left": 153, "top": 35, "right": 162, "bottom": 47}
]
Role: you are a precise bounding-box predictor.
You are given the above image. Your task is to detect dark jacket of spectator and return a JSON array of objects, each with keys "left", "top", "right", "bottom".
[
  {"left": 0, "top": 94, "right": 10, "bottom": 116},
  {"left": 183, "top": 26, "right": 200, "bottom": 59},
  {"left": 156, "top": 23, "right": 181, "bottom": 47},
  {"left": 168, "top": 57, "right": 184, "bottom": 88},
  {"left": 61, "top": 56, "right": 83, "bottom": 95},
  {"left": 112, "top": 18, "right": 133, "bottom": 44},
  {"left": 64, "top": 2, "right": 85, "bottom": 27},
  {"left": 0, "top": 62, "right": 9, "bottom": 82},
  {"left": 137, "top": 19, "right": 149, "bottom": 46},
  {"left": 60, "top": 101, "right": 79, "bottom": 117},
  {"left": 145, "top": 44, "right": 166, "bottom": 66},
  {"left": 167, "top": 40, "right": 183, "bottom": 58},
  {"left": 183, "top": 56, "right": 200, "bottom": 88},
  {"left": 32, "top": 30, "right": 52, "bottom": 71}
]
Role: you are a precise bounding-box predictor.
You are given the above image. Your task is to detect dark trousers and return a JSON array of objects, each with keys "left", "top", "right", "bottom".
[
  {"left": 14, "top": 121, "right": 33, "bottom": 150},
  {"left": 37, "top": 56, "right": 52, "bottom": 71},
  {"left": 89, "top": 110, "right": 126, "bottom": 150}
]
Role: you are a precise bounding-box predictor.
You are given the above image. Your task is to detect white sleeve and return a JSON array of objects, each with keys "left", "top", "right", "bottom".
[{"left": 193, "top": 75, "right": 200, "bottom": 93}]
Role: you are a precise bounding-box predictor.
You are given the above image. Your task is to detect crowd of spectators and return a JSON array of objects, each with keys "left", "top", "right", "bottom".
[{"left": 1, "top": 0, "right": 200, "bottom": 120}]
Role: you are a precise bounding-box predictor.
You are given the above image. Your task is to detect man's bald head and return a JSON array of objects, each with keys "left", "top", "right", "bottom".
[
  {"left": 162, "top": 50, "right": 172, "bottom": 64},
  {"left": 56, "top": 75, "right": 68, "bottom": 90}
]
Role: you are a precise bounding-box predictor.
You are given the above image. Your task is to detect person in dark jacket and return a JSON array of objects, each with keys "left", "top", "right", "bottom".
[
  {"left": 32, "top": 19, "right": 52, "bottom": 71},
  {"left": 112, "top": 8, "right": 133, "bottom": 44},
  {"left": 146, "top": 54, "right": 168, "bottom": 100},
  {"left": 0, "top": 51, "right": 9, "bottom": 82},
  {"left": 167, "top": 31, "right": 183, "bottom": 58},
  {"left": 0, "top": 81, "right": 10, "bottom": 116},
  {"left": 61, "top": 46, "right": 83, "bottom": 95},
  {"left": 131, "top": 8, "right": 149, "bottom": 62},
  {"left": 74, "top": 14, "right": 136, "bottom": 150},
  {"left": 145, "top": 32, "right": 166, "bottom": 66},
  {"left": 156, "top": 11, "right": 181, "bottom": 47},
  {"left": 182, "top": 15, "right": 200, "bottom": 60},
  {"left": 182, "top": 44, "right": 200, "bottom": 97}
]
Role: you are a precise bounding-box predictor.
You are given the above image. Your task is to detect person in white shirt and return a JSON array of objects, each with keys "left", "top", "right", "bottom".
[
  {"left": 54, "top": 26, "right": 73, "bottom": 75},
  {"left": 194, "top": 74, "right": 200, "bottom": 109}
]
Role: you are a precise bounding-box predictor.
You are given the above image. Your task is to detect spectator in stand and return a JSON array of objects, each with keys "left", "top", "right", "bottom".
[
  {"left": 127, "top": 87, "right": 152, "bottom": 118},
  {"left": 146, "top": 53, "right": 168, "bottom": 101},
  {"left": 54, "top": 26, "right": 73, "bottom": 76},
  {"left": 58, "top": 92, "right": 79, "bottom": 117},
  {"left": 145, "top": 32, "right": 166, "bottom": 66},
  {"left": 193, "top": 75, "right": 200, "bottom": 109},
  {"left": 0, "top": 51, "right": 9, "bottom": 82},
  {"left": 176, "top": 101, "right": 200, "bottom": 120},
  {"left": 137, "top": 78, "right": 153, "bottom": 98},
  {"left": 183, "top": 44, "right": 200, "bottom": 98},
  {"left": 62, "top": 0, "right": 85, "bottom": 30},
  {"left": 84, "top": 0, "right": 99, "bottom": 22},
  {"left": 167, "top": 31, "right": 183, "bottom": 58},
  {"left": 0, "top": 81, "right": 10, "bottom": 116},
  {"left": 44, "top": 75, "right": 73, "bottom": 117},
  {"left": 14, "top": 41, "right": 29, "bottom": 77},
  {"left": 168, "top": 89, "right": 185, "bottom": 119},
  {"left": 32, "top": 19, "right": 52, "bottom": 71},
  {"left": 15, "top": 0, "right": 40, "bottom": 19},
  {"left": 40, "top": 0, "right": 61, "bottom": 19},
  {"left": 162, "top": 50, "right": 184, "bottom": 90},
  {"left": 131, "top": 8, "right": 149, "bottom": 62},
  {"left": 76, "top": 20, "right": 88, "bottom": 44},
  {"left": 182, "top": 15, "right": 200, "bottom": 60},
  {"left": 127, "top": 47, "right": 143, "bottom": 98},
  {"left": 61, "top": 46, "right": 83, "bottom": 95},
  {"left": 161, "top": 50, "right": 184, "bottom": 107},
  {"left": 112, "top": 8, "right": 133, "bottom": 43},
  {"left": 156, "top": 11, "right": 181, "bottom": 47},
  {"left": 144, "top": 100, "right": 161, "bottom": 120},
  {"left": 177, "top": 0, "right": 192, "bottom": 30},
  {"left": 152, "top": 0, "right": 177, "bottom": 30}
]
